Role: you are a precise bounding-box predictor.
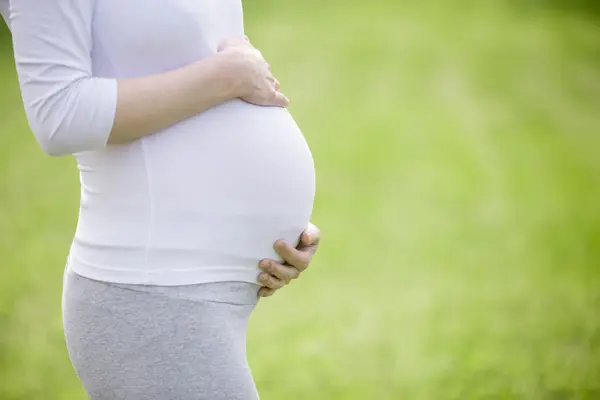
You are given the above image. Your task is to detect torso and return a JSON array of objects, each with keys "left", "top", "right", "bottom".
[{"left": 9, "top": 0, "right": 316, "bottom": 285}]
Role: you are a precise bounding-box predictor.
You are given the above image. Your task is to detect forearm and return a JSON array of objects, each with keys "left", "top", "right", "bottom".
[
  {"left": 109, "top": 53, "right": 240, "bottom": 144},
  {"left": 8, "top": 0, "right": 261, "bottom": 155}
]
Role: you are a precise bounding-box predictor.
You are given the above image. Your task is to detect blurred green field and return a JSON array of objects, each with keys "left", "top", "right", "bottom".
[{"left": 1, "top": 1, "right": 600, "bottom": 399}]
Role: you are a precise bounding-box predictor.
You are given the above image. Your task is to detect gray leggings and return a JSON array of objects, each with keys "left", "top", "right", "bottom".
[{"left": 62, "top": 266, "right": 260, "bottom": 400}]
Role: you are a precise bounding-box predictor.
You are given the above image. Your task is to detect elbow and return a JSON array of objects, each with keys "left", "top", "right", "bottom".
[
  {"left": 36, "top": 134, "right": 73, "bottom": 157},
  {"left": 30, "top": 120, "right": 93, "bottom": 157},
  {"left": 23, "top": 78, "right": 117, "bottom": 157}
]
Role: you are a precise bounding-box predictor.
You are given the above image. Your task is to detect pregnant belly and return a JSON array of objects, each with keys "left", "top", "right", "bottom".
[{"left": 144, "top": 99, "right": 316, "bottom": 265}]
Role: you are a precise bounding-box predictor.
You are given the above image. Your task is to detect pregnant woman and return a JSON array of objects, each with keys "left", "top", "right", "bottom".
[{"left": 0, "top": 0, "right": 319, "bottom": 398}]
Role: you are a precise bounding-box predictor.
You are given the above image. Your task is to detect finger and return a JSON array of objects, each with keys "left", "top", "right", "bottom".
[
  {"left": 258, "top": 272, "right": 285, "bottom": 290},
  {"left": 300, "top": 222, "right": 321, "bottom": 248},
  {"left": 258, "top": 287, "right": 276, "bottom": 297},
  {"left": 271, "top": 91, "right": 290, "bottom": 107},
  {"left": 259, "top": 259, "right": 300, "bottom": 283},
  {"left": 266, "top": 76, "right": 281, "bottom": 92},
  {"left": 274, "top": 240, "right": 310, "bottom": 272}
]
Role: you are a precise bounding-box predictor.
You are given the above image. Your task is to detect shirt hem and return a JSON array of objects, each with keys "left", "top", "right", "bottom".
[{"left": 67, "top": 257, "right": 261, "bottom": 287}]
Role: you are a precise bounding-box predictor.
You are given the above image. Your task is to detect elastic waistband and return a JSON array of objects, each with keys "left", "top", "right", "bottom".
[{"left": 65, "top": 264, "right": 260, "bottom": 306}]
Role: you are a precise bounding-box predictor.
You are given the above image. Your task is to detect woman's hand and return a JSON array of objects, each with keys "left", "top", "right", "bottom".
[
  {"left": 217, "top": 36, "right": 288, "bottom": 107},
  {"left": 217, "top": 36, "right": 252, "bottom": 52},
  {"left": 257, "top": 222, "right": 321, "bottom": 297}
]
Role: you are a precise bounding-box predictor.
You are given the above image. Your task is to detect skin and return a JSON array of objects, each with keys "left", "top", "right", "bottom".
[
  {"left": 216, "top": 38, "right": 320, "bottom": 297},
  {"left": 218, "top": 37, "right": 288, "bottom": 107},
  {"left": 106, "top": 36, "right": 288, "bottom": 145},
  {"left": 258, "top": 222, "right": 321, "bottom": 298}
]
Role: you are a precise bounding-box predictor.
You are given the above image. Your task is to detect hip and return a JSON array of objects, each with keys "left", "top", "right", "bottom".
[{"left": 62, "top": 266, "right": 260, "bottom": 399}]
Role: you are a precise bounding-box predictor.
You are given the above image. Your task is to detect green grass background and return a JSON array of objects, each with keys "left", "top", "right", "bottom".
[{"left": 1, "top": 1, "right": 599, "bottom": 399}]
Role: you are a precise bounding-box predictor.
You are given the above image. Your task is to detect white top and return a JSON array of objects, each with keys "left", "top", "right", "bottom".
[{"left": 1, "top": 0, "right": 315, "bottom": 285}]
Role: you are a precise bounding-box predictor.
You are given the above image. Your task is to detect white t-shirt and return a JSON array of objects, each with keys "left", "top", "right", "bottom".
[{"left": 1, "top": 0, "right": 316, "bottom": 285}]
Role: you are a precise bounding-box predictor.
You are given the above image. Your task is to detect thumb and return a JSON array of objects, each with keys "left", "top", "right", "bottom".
[
  {"left": 301, "top": 223, "right": 320, "bottom": 246},
  {"left": 301, "top": 231, "right": 312, "bottom": 246}
]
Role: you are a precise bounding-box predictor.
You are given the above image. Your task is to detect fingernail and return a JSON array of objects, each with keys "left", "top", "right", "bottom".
[
  {"left": 259, "top": 273, "right": 269, "bottom": 282},
  {"left": 259, "top": 260, "right": 269, "bottom": 269},
  {"left": 275, "top": 241, "right": 285, "bottom": 250}
]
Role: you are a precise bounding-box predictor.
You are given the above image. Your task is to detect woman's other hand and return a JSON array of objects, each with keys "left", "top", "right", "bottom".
[{"left": 257, "top": 222, "right": 321, "bottom": 297}]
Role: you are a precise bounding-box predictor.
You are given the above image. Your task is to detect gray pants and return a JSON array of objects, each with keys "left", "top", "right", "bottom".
[{"left": 62, "top": 266, "right": 260, "bottom": 400}]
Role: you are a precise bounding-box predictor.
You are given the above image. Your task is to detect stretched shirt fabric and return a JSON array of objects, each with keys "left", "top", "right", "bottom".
[{"left": 0, "top": 0, "right": 316, "bottom": 285}]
